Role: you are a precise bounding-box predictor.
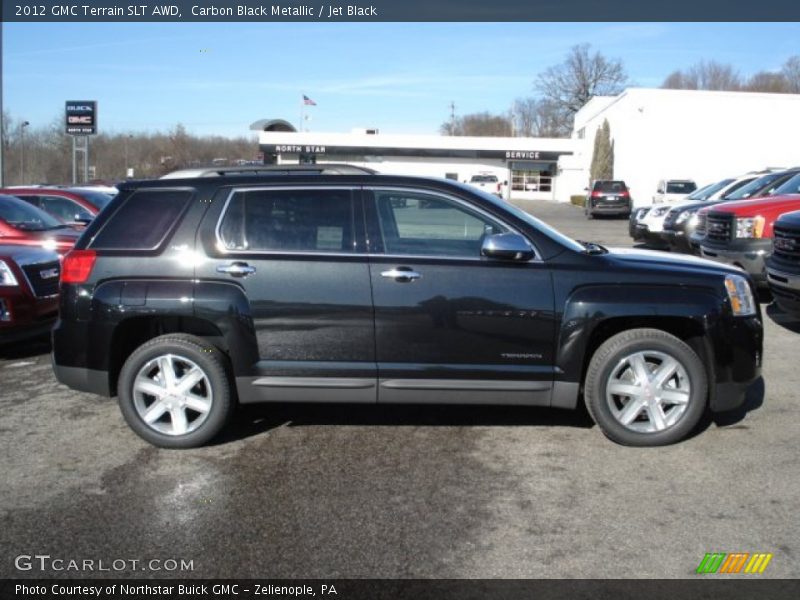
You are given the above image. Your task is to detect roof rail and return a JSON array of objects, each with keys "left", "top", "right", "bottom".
[{"left": 161, "top": 163, "right": 378, "bottom": 179}]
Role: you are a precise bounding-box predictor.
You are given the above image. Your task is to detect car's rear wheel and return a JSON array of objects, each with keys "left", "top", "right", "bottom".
[
  {"left": 584, "top": 328, "right": 707, "bottom": 446},
  {"left": 118, "top": 334, "right": 233, "bottom": 448}
]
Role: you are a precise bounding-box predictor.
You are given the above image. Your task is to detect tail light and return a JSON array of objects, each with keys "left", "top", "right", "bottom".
[
  {"left": 61, "top": 250, "right": 97, "bottom": 284},
  {"left": 591, "top": 191, "right": 602, "bottom": 198},
  {"left": 620, "top": 191, "right": 630, "bottom": 198}
]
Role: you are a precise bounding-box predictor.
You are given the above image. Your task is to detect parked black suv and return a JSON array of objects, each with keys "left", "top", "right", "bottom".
[
  {"left": 585, "top": 180, "right": 632, "bottom": 218},
  {"left": 766, "top": 210, "right": 800, "bottom": 318},
  {"left": 52, "top": 169, "right": 763, "bottom": 448}
]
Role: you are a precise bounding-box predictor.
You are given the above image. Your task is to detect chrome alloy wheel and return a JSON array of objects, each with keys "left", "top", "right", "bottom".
[
  {"left": 132, "top": 354, "right": 213, "bottom": 436},
  {"left": 605, "top": 350, "right": 691, "bottom": 434}
]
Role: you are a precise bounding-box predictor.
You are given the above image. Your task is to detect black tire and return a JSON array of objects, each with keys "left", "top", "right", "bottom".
[
  {"left": 584, "top": 328, "right": 708, "bottom": 446},
  {"left": 118, "top": 334, "right": 234, "bottom": 448}
]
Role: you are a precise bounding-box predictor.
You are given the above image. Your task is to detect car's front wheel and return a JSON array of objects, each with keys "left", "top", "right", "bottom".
[
  {"left": 118, "top": 334, "right": 234, "bottom": 448},
  {"left": 584, "top": 328, "right": 708, "bottom": 446}
]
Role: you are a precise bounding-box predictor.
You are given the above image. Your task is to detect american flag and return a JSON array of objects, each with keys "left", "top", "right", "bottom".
[{"left": 303, "top": 94, "right": 317, "bottom": 106}]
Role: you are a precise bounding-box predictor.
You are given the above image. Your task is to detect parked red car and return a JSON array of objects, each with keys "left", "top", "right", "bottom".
[
  {"left": 0, "top": 194, "right": 80, "bottom": 254},
  {"left": 0, "top": 244, "right": 61, "bottom": 344},
  {"left": 699, "top": 194, "right": 800, "bottom": 287},
  {"left": 1, "top": 187, "right": 114, "bottom": 229}
]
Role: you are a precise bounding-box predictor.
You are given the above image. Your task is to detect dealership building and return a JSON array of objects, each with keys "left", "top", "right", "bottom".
[{"left": 252, "top": 88, "right": 800, "bottom": 206}]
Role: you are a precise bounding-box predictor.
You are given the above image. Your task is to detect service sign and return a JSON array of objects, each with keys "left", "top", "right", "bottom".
[{"left": 65, "top": 101, "right": 97, "bottom": 135}]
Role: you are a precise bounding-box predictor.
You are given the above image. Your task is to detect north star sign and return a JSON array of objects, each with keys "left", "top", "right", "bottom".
[{"left": 274, "top": 145, "right": 327, "bottom": 153}]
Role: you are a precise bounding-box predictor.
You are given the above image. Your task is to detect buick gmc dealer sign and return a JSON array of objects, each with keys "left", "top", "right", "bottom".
[{"left": 65, "top": 101, "right": 97, "bottom": 135}]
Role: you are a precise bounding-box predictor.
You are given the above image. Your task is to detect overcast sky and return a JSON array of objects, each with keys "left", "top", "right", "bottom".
[{"left": 4, "top": 22, "right": 800, "bottom": 137}]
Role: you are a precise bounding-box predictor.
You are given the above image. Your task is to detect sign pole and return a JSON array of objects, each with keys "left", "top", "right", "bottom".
[
  {"left": 84, "top": 137, "right": 89, "bottom": 183},
  {"left": 72, "top": 136, "right": 77, "bottom": 185}
]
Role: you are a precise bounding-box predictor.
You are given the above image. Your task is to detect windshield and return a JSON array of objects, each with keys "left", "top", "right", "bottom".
[
  {"left": 0, "top": 195, "right": 64, "bottom": 231},
  {"left": 470, "top": 175, "right": 498, "bottom": 183},
  {"left": 594, "top": 181, "right": 627, "bottom": 193},
  {"left": 687, "top": 179, "right": 733, "bottom": 201},
  {"left": 725, "top": 171, "right": 790, "bottom": 201},
  {"left": 453, "top": 182, "right": 586, "bottom": 253},
  {"left": 68, "top": 189, "right": 115, "bottom": 209},
  {"left": 774, "top": 172, "right": 800, "bottom": 196},
  {"left": 666, "top": 181, "right": 697, "bottom": 194}
]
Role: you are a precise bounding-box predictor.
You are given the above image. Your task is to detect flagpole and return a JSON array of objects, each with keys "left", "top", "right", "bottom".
[{"left": 299, "top": 93, "right": 304, "bottom": 132}]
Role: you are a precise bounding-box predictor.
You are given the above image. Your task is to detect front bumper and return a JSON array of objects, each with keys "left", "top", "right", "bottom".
[
  {"left": 0, "top": 289, "right": 58, "bottom": 345},
  {"left": 661, "top": 229, "right": 693, "bottom": 253},
  {"left": 766, "top": 265, "right": 800, "bottom": 318},
  {"left": 700, "top": 240, "right": 771, "bottom": 285},
  {"left": 708, "top": 314, "right": 763, "bottom": 412}
]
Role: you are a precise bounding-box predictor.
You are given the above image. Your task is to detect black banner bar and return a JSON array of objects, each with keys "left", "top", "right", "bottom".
[
  {"left": 1, "top": 0, "right": 800, "bottom": 22},
  {"left": 3, "top": 579, "right": 800, "bottom": 600}
]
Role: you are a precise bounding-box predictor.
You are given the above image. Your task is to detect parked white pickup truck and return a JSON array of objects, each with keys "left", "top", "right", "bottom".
[{"left": 467, "top": 173, "right": 507, "bottom": 199}]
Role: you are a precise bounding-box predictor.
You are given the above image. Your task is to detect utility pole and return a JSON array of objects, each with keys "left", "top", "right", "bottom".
[
  {"left": 449, "top": 101, "right": 456, "bottom": 135},
  {"left": 20, "top": 121, "right": 30, "bottom": 184}
]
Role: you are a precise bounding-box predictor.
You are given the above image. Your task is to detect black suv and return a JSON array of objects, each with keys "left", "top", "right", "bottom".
[
  {"left": 766, "top": 210, "right": 800, "bottom": 318},
  {"left": 52, "top": 169, "right": 763, "bottom": 448},
  {"left": 585, "top": 180, "right": 632, "bottom": 219}
]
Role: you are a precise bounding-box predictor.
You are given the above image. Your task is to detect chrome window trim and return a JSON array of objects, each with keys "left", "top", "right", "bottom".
[
  {"left": 213, "top": 184, "right": 543, "bottom": 263},
  {"left": 214, "top": 185, "right": 362, "bottom": 256},
  {"left": 365, "top": 185, "right": 542, "bottom": 262}
]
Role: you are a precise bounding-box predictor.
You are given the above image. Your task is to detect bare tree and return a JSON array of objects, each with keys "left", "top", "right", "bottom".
[
  {"left": 746, "top": 71, "right": 791, "bottom": 93},
  {"left": 662, "top": 61, "right": 742, "bottom": 91},
  {"left": 440, "top": 111, "right": 512, "bottom": 137},
  {"left": 534, "top": 44, "right": 628, "bottom": 136},
  {"left": 510, "top": 97, "right": 566, "bottom": 138},
  {"left": 782, "top": 55, "right": 800, "bottom": 93}
]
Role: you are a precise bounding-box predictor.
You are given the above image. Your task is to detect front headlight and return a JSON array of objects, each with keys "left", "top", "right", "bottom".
[
  {"left": 736, "top": 216, "right": 765, "bottom": 239},
  {"left": 0, "top": 260, "right": 19, "bottom": 287},
  {"left": 676, "top": 210, "right": 694, "bottom": 225},
  {"left": 725, "top": 274, "right": 756, "bottom": 316}
]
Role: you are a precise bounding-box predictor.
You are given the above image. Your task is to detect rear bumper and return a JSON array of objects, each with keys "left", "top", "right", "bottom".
[
  {"left": 52, "top": 360, "right": 111, "bottom": 396},
  {"left": 590, "top": 202, "right": 630, "bottom": 216},
  {"left": 700, "top": 240, "right": 771, "bottom": 285}
]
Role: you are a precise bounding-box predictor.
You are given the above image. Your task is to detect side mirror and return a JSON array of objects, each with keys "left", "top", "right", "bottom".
[
  {"left": 584, "top": 187, "right": 589, "bottom": 191},
  {"left": 481, "top": 232, "right": 535, "bottom": 262}
]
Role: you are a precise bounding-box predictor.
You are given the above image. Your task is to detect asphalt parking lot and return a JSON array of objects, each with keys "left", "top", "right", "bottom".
[{"left": 2, "top": 200, "right": 798, "bottom": 579}]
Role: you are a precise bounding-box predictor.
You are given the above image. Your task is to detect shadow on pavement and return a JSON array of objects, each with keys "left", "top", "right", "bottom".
[
  {"left": 702, "top": 376, "right": 766, "bottom": 430},
  {"left": 765, "top": 302, "right": 800, "bottom": 333},
  {"left": 0, "top": 334, "right": 51, "bottom": 360},
  {"left": 214, "top": 401, "right": 596, "bottom": 445}
]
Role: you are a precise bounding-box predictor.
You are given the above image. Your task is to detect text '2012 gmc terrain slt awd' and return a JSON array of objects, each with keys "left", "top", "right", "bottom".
[{"left": 52, "top": 169, "right": 763, "bottom": 448}]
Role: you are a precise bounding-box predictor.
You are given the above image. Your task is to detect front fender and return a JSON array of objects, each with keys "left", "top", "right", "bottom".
[{"left": 556, "top": 284, "right": 723, "bottom": 386}]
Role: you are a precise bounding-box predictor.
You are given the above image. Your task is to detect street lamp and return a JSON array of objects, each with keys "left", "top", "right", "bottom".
[
  {"left": 19, "top": 121, "right": 30, "bottom": 184},
  {"left": 124, "top": 134, "right": 133, "bottom": 178}
]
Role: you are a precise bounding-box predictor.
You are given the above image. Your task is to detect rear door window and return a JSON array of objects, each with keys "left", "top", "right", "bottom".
[
  {"left": 89, "top": 189, "right": 192, "bottom": 250},
  {"left": 217, "top": 188, "right": 356, "bottom": 253}
]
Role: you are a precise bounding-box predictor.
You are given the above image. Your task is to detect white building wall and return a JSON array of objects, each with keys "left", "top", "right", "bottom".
[{"left": 571, "top": 88, "right": 800, "bottom": 207}]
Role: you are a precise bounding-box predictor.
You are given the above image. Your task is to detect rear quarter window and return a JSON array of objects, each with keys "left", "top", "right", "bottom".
[{"left": 89, "top": 189, "right": 192, "bottom": 250}]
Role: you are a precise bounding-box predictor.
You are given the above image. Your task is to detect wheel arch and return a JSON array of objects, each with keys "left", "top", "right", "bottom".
[{"left": 555, "top": 284, "right": 720, "bottom": 407}]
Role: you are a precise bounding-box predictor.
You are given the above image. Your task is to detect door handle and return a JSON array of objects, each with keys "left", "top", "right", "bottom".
[
  {"left": 381, "top": 267, "right": 421, "bottom": 282},
  {"left": 216, "top": 262, "right": 256, "bottom": 277}
]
